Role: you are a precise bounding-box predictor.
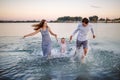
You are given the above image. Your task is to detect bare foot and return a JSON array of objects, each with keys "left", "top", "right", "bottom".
[
  {"left": 81, "top": 59, "right": 84, "bottom": 64},
  {"left": 47, "top": 55, "right": 51, "bottom": 60},
  {"left": 81, "top": 55, "right": 85, "bottom": 63}
]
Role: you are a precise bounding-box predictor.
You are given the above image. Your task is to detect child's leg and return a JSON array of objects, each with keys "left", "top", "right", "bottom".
[
  {"left": 62, "top": 48, "right": 65, "bottom": 53},
  {"left": 60, "top": 48, "right": 63, "bottom": 53},
  {"left": 60, "top": 48, "right": 65, "bottom": 53}
]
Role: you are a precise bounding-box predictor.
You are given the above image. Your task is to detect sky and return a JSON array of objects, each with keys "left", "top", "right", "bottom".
[{"left": 0, "top": 0, "right": 120, "bottom": 20}]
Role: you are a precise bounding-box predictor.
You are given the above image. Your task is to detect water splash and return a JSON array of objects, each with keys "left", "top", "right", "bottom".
[{"left": 0, "top": 36, "right": 120, "bottom": 80}]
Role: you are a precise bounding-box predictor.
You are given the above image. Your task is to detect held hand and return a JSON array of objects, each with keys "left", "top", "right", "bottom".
[
  {"left": 54, "top": 34, "right": 58, "bottom": 41},
  {"left": 93, "top": 35, "right": 96, "bottom": 39},
  {"left": 69, "top": 35, "right": 72, "bottom": 42},
  {"left": 22, "top": 36, "right": 26, "bottom": 39}
]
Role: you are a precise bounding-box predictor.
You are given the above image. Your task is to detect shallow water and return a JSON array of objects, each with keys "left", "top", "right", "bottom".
[
  {"left": 0, "top": 23, "right": 120, "bottom": 80},
  {"left": 0, "top": 36, "right": 120, "bottom": 80}
]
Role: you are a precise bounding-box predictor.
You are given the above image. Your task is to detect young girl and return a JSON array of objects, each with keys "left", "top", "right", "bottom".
[
  {"left": 23, "top": 19, "right": 57, "bottom": 58},
  {"left": 57, "top": 38, "right": 66, "bottom": 53}
]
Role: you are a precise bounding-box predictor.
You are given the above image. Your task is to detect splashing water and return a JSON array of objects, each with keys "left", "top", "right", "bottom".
[{"left": 0, "top": 36, "right": 120, "bottom": 80}]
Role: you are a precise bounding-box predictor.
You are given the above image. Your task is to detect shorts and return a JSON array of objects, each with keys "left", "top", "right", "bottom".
[{"left": 76, "top": 40, "right": 88, "bottom": 49}]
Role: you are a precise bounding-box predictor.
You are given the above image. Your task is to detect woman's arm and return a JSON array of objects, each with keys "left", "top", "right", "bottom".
[
  {"left": 48, "top": 27, "right": 56, "bottom": 36},
  {"left": 48, "top": 27, "right": 58, "bottom": 40},
  {"left": 23, "top": 29, "right": 40, "bottom": 38}
]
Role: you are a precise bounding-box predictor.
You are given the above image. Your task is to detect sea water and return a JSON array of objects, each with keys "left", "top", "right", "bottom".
[{"left": 0, "top": 23, "right": 120, "bottom": 80}]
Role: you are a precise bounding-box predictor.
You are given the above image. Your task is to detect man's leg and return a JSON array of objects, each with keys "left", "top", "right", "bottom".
[
  {"left": 81, "top": 40, "right": 88, "bottom": 63},
  {"left": 73, "top": 48, "right": 80, "bottom": 57},
  {"left": 81, "top": 48, "right": 88, "bottom": 62},
  {"left": 73, "top": 40, "right": 82, "bottom": 57}
]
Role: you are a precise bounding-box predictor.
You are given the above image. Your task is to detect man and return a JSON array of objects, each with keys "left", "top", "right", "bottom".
[{"left": 69, "top": 18, "right": 96, "bottom": 63}]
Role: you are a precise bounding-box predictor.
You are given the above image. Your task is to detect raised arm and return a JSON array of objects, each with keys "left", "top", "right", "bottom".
[{"left": 23, "top": 29, "right": 40, "bottom": 38}]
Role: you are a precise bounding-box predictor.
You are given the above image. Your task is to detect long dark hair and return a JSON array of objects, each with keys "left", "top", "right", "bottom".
[{"left": 32, "top": 19, "right": 48, "bottom": 30}]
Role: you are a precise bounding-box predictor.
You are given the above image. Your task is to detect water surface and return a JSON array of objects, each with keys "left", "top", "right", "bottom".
[{"left": 0, "top": 23, "right": 120, "bottom": 80}]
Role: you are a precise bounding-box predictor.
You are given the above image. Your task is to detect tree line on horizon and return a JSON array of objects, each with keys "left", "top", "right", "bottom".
[
  {"left": 51, "top": 16, "right": 120, "bottom": 23},
  {"left": 57, "top": 16, "right": 82, "bottom": 22},
  {"left": 0, "top": 15, "right": 120, "bottom": 23}
]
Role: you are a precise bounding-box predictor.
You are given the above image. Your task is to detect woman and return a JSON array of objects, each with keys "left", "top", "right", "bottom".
[{"left": 23, "top": 19, "right": 57, "bottom": 58}]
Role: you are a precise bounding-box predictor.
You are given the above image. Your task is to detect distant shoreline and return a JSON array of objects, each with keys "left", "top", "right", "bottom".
[
  {"left": 0, "top": 21, "right": 40, "bottom": 23},
  {"left": 0, "top": 21, "right": 120, "bottom": 23},
  {"left": 0, "top": 20, "right": 120, "bottom": 23},
  {"left": 1, "top": 16, "right": 120, "bottom": 23}
]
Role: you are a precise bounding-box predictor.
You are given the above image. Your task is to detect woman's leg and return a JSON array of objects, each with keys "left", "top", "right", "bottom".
[
  {"left": 42, "top": 45, "right": 47, "bottom": 57},
  {"left": 46, "top": 44, "right": 52, "bottom": 58}
]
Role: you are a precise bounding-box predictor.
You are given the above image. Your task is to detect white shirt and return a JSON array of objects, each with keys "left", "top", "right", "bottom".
[
  {"left": 58, "top": 40, "right": 66, "bottom": 49},
  {"left": 72, "top": 23, "right": 94, "bottom": 41}
]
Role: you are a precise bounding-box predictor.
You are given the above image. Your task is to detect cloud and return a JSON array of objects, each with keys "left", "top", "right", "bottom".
[{"left": 91, "top": 5, "right": 101, "bottom": 8}]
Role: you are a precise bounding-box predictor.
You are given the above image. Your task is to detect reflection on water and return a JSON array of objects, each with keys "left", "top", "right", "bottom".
[
  {"left": 0, "top": 36, "right": 120, "bottom": 80},
  {"left": 0, "top": 23, "right": 120, "bottom": 41}
]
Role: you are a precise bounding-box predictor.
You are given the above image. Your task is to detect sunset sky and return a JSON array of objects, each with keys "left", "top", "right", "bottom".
[{"left": 0, "top": 0, "right": 120, "bottom": 20}]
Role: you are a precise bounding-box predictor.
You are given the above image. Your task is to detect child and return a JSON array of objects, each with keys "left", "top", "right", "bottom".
[{"left": 57, "top": 38, "right": 66, "bottom": 53}]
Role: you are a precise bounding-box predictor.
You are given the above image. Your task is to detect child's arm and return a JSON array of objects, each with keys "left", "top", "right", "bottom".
[{"left": 23, "top": 29, "right": 40, "bottom": 38}]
